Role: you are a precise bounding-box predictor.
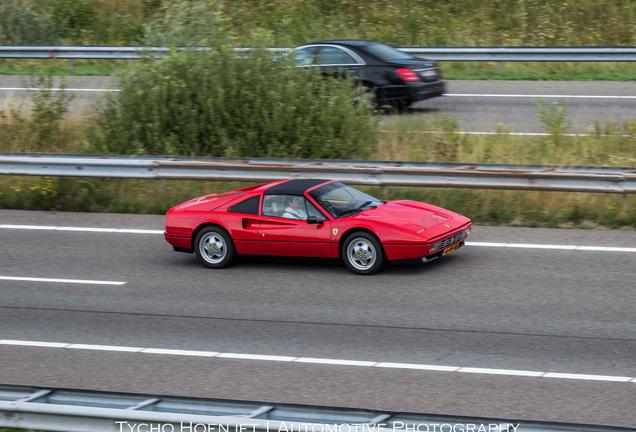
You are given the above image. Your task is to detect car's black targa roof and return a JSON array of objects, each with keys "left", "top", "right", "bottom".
[{"left": 264, "top": 179, "right": 330, "bottom": 195}]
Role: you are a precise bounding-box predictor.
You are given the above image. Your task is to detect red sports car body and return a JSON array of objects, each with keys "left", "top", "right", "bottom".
[{"left": 164, "top": 179, "right": 471, "bottom": 274}]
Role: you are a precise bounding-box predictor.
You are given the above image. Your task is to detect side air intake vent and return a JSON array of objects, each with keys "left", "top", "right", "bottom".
[{"left": 228, "top": 196, "right": 260, "bottom": 215}]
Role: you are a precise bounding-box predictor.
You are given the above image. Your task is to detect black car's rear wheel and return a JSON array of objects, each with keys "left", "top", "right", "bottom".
[
  {"left": 194, "top": 226, "right": 235, "bottom": 269},
  {"left": 342, "top": 232, "right": 384, "bottom": 275}
]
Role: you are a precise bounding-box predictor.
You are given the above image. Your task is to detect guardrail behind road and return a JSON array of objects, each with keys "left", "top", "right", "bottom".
[
  {"left": 2, "top": 45, "right": 636, "bottom": 63},
  {"left": 1, "top": 154, "right": 634, "bottom": 197}
]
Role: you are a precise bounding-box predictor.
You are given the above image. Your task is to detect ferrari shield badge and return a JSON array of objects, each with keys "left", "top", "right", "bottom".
[{"left": 333, "top": 228, "right": 339, "bottom": 236}]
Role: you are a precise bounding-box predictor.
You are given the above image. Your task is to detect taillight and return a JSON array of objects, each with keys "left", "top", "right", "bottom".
[{"left": 396, "top": 68, "right": 421, "bottom": 82}]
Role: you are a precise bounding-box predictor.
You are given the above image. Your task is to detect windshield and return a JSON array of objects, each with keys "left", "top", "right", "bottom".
[
  {"left": 360, "top": 43, "right": 415, "bottom": 61},
  {"left": 309, "top": 181, "right": 382, "bottom": 218}
]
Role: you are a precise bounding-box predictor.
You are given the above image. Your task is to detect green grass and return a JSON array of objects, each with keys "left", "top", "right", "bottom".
[
  {"left": 4, "top": 0, "right": 636, "bottom": 47},
  {"left": 3, "top": 59, "right": 636, "bottom": 83},
  {"left": 0, "top": 59, "right": 132, "bottom": 77}
]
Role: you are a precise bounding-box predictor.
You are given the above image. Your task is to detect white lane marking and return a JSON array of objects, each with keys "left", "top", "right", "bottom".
[
  {"left": 0, "top": 224, "right": 163, "bottom": 234},
  {"left": 383, "top": 130, "right": 631, "bottom": 137},
  {"left": 0, "top": 340, "right": 69, "bottom": 348},
  {"left": 141, "top": 348, "right": 220, "bottom": 357},
  {"left": 67, "top": 344, "right": 143, "bottom": 352},
  {"left": 375, "top": 362, "right": 458, "bottom": 372},
  {"left": 295, "top": 358, "right": 377, "bottom": 367},
  {"left": 0, "top": 339, "right": 633, "bottom": 384},
  {"left": 0, "top": 224, "right": 58, "bottom": 230},
  {"left": 4, "top": 87, "right": 634, "bottom": 98},
  {"left": 446, "top": 93, "right": 636, "bottom": 99},
  {"left": 466, "top": 242, "right": 636, "bottom": 252},
  {"left": 0, "top": 276, "right": 126, "bottom": 285},
  {"left": 503, "top": 243, "right": 578, "bottom": 250},
  {"left": 543, "top": 372, "right": 633, "bottom": 382},
  {"left": 218, "top": 353, "right": 297, "bottom": 362},
  {"left": 458, "top": 367, "right": 544, "bottom": 377},
  {"left": 0, "top": 87, "right": 119, "bottom": 92},
  {"left": 1, "top": 224, "right": 635, "bottom": 252}
]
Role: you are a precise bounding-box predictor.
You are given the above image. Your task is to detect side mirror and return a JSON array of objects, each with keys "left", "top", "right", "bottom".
[{"left": 306, "top": 216, "right": 325, "bottom": 225}]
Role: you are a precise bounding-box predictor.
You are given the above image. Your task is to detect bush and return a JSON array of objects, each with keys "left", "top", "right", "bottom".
[
  {"left": 3, "top": 72, "right": 76, "bottom": 153},
  {"left": 88, "top": 43, "right": 378, "bottom": 160},
  {"left": 0, "top": 0, "right": 62, "bottom": 44}
]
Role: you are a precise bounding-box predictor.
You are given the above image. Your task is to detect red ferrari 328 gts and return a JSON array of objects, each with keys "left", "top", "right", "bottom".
[{"left": 164, "top": 179, "right": 471, "bottom": 275}]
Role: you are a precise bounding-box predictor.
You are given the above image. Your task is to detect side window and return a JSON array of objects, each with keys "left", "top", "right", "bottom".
[
  {"left": 295, "top": 48, "right": 315, "bottom": 66},
  {"left": 315, "top": 47, "right": 357, "bottom": 65},
  {"left": 263, "top": 195, "right": 309, "bottom": 220},
  {"left": 281, "top": 195, "right": 308, "bottom": 220},
  {"left": 262, "top": 195, "right": 286, "bottom": 217},
  {"left": 307, "top": 201, "right": 328, "bottom": 220}
]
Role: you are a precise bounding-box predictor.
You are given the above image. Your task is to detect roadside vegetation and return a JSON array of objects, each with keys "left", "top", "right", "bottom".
[
  {"left": 1, "top": 0, "right": 635, "bottom": 47},
  {"left": 3, "top": 0, "right": 636, "bottom": 80},
  {"left": 1, "top": 88, "right": 634, "bottom": 228},
  {"left": 0, "top": 0, "right": 635, "bottom": 228}
]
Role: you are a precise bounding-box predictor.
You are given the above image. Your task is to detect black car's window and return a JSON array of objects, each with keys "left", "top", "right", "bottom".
[
  {"left": 295, "top": 48, "right": 315, "bottom": 66},
  {"left": 314, "top": 46, "right": 358, "bottom": 65},
  {"left": 360, "top": 43, "right": 414, "bottom": 61},
  {"left": 309, "top": 182, "right": 382, "bottom": 218},
  {"left": 262, "top": 194, "right": 308, "bottom": 220}
]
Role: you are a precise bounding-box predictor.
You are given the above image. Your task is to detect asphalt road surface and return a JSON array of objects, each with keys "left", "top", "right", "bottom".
[
  {"left": 0, "top": 210, "right": 634, "bottom": 427},
  {"left": 1, "top": 76, "right": 636, "bottom": 133}
]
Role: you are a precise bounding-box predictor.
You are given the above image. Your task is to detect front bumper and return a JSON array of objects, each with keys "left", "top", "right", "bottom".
[{"left": 421, "top": 241, "right": 466, "bottom": 263}]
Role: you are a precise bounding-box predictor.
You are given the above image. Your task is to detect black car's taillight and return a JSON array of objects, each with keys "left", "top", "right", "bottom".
[{"left": 395, "top": 68, "right": 421, "bottom": 82}]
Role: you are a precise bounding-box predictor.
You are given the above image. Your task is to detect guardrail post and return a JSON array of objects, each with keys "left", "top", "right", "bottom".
[{"left": 382, "top": 185, "right": 389, "bottom": 201}]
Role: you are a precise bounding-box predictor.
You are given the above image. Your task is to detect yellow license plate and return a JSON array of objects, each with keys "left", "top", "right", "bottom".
[{"left": 442, "top": 244, "right": 460, "bottom": 256}]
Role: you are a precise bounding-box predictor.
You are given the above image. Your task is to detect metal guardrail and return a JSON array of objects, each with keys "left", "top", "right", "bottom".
[
  {"left": 1, "top": 384, "right": 633, "bottom": 432},
  {"left": 1, "top": 154, "right": 635, "bottom": 195},
  {"left": 2, "top": 45, "right": 636, "bottom": 62},
  {"left": 399, "top": 46, "right": 636, "bottom": 62}
]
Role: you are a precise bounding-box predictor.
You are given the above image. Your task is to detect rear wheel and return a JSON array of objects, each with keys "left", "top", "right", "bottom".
[
  {"left": 342, "top": 232, "right": 384, "bottom": 275},
  {"left": 194, "top": 226, "right": 235, "bottom": 269}
]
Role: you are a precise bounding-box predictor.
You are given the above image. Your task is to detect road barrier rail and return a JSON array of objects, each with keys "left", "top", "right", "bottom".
[
  {"left": 1, "top": 154, "right": 635, "bottom": 195},
  {"left": 0, "top": 384, "right": 632, "bottom": 432},
  {"left": 2, "top": 45, "right": 636, "bottom": 62}
]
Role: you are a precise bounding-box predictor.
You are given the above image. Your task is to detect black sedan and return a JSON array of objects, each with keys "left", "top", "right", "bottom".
[{"left": 295, "top": 40, "right": 445, "bottom": 109}]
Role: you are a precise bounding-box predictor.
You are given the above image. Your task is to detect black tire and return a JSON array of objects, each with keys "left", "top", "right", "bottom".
[
  {"left": 194, "top": 226, "right": 235, "bottom": 269},
  {"left": 342, "top": 231, "right": 385, "bottom": 275}
]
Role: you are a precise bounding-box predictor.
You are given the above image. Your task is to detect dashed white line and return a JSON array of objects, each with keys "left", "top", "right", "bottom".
[
  {"left": 446, "top": 93, "right": 636, "bottom": 99},
  {"left": 542, "top": 372, "right": 633, "bottom": 382},
  {"left": 4, "top": 88, "right": 635, "bottom": 99},
  {"left": 2, "top": 224, "right": 635, "bottom": 252},
  {"left": 457, "top": 367, "right": 544, "bottom": 377},
  {"left": 374, "top": 363, "right": 458, "bottom": 372},
  {"left": 0, "top": 87, "right": 118, "bottom": 92},
  {"left": 67, "top": 344, "right": 142, "bottom": 352},
  {"left": 0, "top": 224, "right": 163, "bottom": 234},
  {"left": 217, "top": 353, "right": 297, "bottom": 362},
  {"left": 0, "top": 276, "right": 126, "bottom": 285},
  {"left": 465, "top": 242, "right": 636, "bottom": 252},
  {"left": 141, "top": 348, "right": 220, "bottom": 357},
  {"left": 295, "top": 358, "right": 377, "bottom": 367},
  {"left": 0, "top": 339, "right": 633, "bottom": 384},
  {"left": 0, "top": 340, "right": 69, "bottom": 348}
]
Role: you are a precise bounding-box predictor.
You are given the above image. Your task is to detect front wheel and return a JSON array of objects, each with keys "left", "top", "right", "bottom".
[
  {"left": 342, "top": 232, "right": 384, "bottom": 275},
  {"left": 194, "top": 226, "right": 235, "bottom": 269}
]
